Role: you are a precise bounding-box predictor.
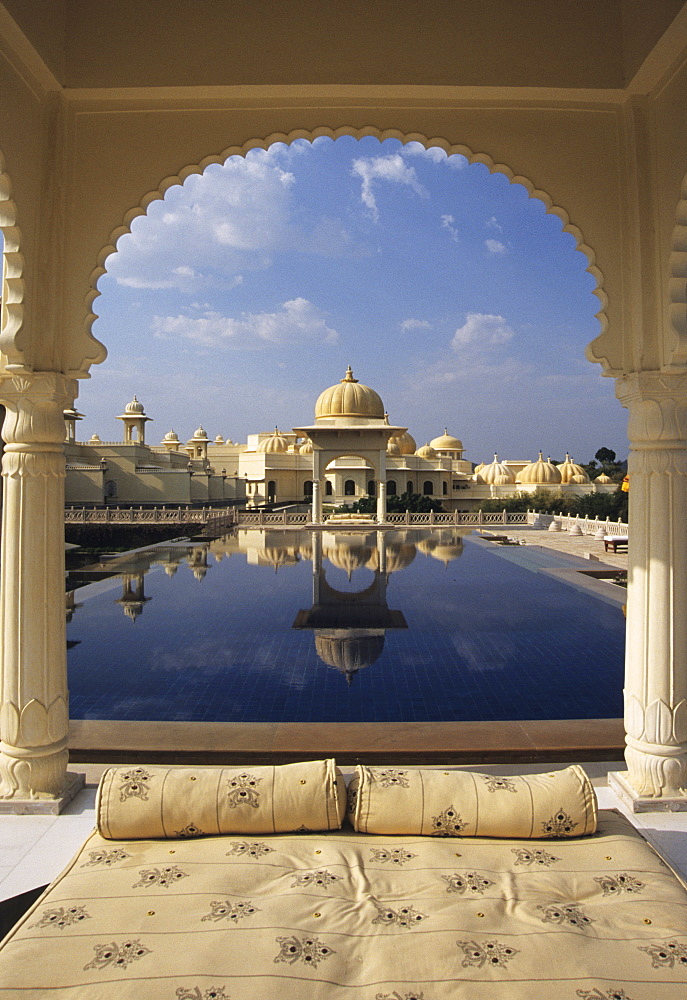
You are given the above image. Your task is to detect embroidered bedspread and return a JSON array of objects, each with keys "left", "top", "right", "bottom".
[{"left": 0, "top": 809, "right": 686, "bottom": 999}]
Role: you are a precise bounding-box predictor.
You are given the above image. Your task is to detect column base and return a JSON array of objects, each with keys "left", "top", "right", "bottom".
[
  {"left": 608, "top": 769, "right": 687, "bottom": 812},
  {"left": 0, "top": 770, "right": 85, "bottom": 815}
]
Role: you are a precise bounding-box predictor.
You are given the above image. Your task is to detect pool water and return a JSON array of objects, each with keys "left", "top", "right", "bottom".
[{"left": 66, "top": 529, "right": 626, "bottom": 723}]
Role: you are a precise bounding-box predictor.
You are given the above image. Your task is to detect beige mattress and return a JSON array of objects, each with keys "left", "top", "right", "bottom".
[{"left": 0, "top": 809, "right": 686, "bottom": 998}]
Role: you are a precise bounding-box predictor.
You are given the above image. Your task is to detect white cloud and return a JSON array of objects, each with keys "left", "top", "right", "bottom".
[
  {"left": 451, "top": 313, "right": 515, "bottom": 350},
  {"left": 152, "top": 297, "right": 338, "bottom": 349},
  {"left": 401, "top": 318, "right": 431, "bottom": 331},
  {"left": 441, "top": 214, "right": 459, "bottom": 241},
  {"left": 485, "top": 238, "right": 508, "bottom": 255},
  {"left": 486, "top": 216, "right": 503, "bottom": 231},
  {"left": 351, "top": 154, "right": 428, "bottom": 222}
]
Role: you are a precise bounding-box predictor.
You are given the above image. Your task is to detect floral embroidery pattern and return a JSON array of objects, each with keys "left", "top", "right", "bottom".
[
  {"left": 594, "top": 873, "right": 645, "bottom": 896},
  {"left": 639, "top": 939, "right": 687, "bottom": 968},
  {"left": 176, "top": 988, "right": 230, "bottom": 1000},
  {"left": 370, "top": 848, "right": 417, "bottom": 866},
  {"left": 226, "top": 841, "right": 273, "bottom": 858},
  {"left": 226, "top": 773, "right": 261, "bottom": 808},
  {"left": 430, "top": 805, "right": 466, "bottom": 836},
  {"left": 576, "top": 990, "right": 635, "bottom": 1000},
  {"left": 541, "top": 808, "right": 578, "bottom": 837},
  {"left": 457, "top": 939, "right": 518, "bottom": 969},
  {"left": 376, "top": 993, "right": 426, "bottom": 1000},
  {"left": 441, "top": 871, "right": 494, "bottom": 895},
  {"left": 511, "top": 848, "right": 560, "bottom": 868},
  {"left": 201, "top": 899, "right": 259, "bottom": 924},
  {"left": 377, "top": 769, "right": 410, "bottom": 788},
  {"left": 84, "top": 939, "right": 151, "bottom": 971},
  {"left": 372, "top": 903, "right": 428, "bottom": 929},
  {"left": 118, "top": 767, "right": 153, "bottom": 802},
  {"left": 175, "top": 823, "right": 204, "bottom": 838},
  {"left": 481, "top": 775, "right": 517, "bottom": 793},
  {"left": 81, "top": 848, "right": 131, "bottom": 867},
  {"left": 274, "top": 935, "right": 335, "bottom": 968},
  {"left": 133, "top": 866, "right": 189, "bottom": 889},
  {"left": 537, "top": 903, "right": 593, "bottom": 931},
  {"left": 290, "top": 869, "right": 342, "bottom": 888},
  {"left": 30, "top": 905, "right": 90, "bottom": 930}
]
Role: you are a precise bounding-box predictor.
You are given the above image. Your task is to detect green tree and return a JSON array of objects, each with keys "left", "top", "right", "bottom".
[{"left": 338, "top": 491, "right": 445, "bottom": 514}]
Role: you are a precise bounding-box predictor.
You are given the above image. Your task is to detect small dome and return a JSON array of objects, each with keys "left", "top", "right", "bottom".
[
  {"left": 257, "top": 427, "right": 289, "bottom": 454},
  {"left": 124, "top": 395, "right": 145, "bottom": 414},
  {"left": 393, "top": 430, "right": 417, "bottom": 455},
  {"left": 214, "top": 434, "right": 224, "bottom": 444},
  {"left": 192, "top": 425, "right": 209, "bottom": 441},
  {"left": 478, "top": 454, "right": 516, "bottom": 485},
  {"left": 89, "top": 433, "right": 101, "bottom": 443},
  {"left": 163, "top": 429, "right": 179, "bottom": 442},
  {"left": 315, "top": 366, "right": 384, "bottom": 420},
  {"left": 595, "top": 472, "right": 613, "bottom": 484},
  {"left": 430, "top": 428, "right": 464, "bottom": 453},
  {"left": 473, "top": 462, "right": 485, "bottom": 474},
  {"left": 556, "top": 453, "right": 590, "bottom": 484},
  {"left": 299, "top": 437, "right": 314, "bottom": 454},
  {"left": 517, "top": 452, "right": 562, "bottom": 485},
  {"left": 386, "top": 438, "right": 401, "bottom": 456},
  {"left": 416, "top": 443, "right": 437, "bottom": 459}
]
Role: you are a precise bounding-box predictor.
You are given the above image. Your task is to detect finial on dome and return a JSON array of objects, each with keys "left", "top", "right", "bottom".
[
  {"left": 341, "top": 366, "right": 358, "bottom": 383},
  {"left": 384, "top": 412, "right": 389, "bottom": 424},
  {"left": 445, "top": 427, "right": 448, "bottom": 435}
]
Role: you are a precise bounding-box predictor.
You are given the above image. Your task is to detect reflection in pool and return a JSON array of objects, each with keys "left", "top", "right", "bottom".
[{"left": 66, "top": 529, "right": 625, "bottom": 723}]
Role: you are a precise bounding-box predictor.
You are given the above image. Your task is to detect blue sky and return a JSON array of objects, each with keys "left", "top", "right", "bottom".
[{"left": 77, "top": 136, "right": 626, "bottom": 462}]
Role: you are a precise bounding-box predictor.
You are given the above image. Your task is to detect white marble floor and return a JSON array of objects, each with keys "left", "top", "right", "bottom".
[{"left": 1, "top": 762, "right": 685, "bottom": 908}]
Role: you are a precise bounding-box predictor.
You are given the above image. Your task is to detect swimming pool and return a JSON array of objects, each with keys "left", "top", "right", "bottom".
[{"left": 66, "top": 528, "right": 626, "bottom": 723}]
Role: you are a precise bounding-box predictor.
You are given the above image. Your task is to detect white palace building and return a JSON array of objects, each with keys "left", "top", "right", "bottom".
[{"left": 63, "top": 367, "right": 615, "bottom": 513}]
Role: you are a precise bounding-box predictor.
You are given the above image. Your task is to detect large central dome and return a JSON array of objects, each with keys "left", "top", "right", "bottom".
[{"left": 315, "top": 367, "right": 385, "bottom": 420}]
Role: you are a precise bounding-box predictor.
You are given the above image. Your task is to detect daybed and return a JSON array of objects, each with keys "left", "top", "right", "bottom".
[
  {"left": 0, "top": 760, "right": 686, "bottom": 999},
  {"left": 604, "top": 535, "right": 629, "bottom": 553}
]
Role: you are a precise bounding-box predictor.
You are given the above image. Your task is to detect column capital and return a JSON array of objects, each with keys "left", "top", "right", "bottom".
[
  {"left": 0, "top": 372, "right": 78, "bottom": 451},
  {"left": 616, "top": 371, "right": 687, "bottom": 445}
]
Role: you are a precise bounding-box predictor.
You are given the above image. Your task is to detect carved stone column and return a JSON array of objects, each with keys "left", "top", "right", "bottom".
[
  {"left": 0, "top": 373, "right": 84, "bottom": 812},
  {"left": 311, "top": 479, "right": 322, "bottom": 524},
  {"left": 377, "top": 480, "right": 387, "bottom": 523},
  {"left": 610, "top": 372, "right": 687, "bottom": 809}
]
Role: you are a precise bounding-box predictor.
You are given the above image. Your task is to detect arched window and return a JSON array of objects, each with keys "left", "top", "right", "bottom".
[
  {"left": 325, "top": 480, "right": 333, "bottom": 496},
  {"left": 344, "top": 479, "right": 355, "bottom": 496},
  {"left": 423, "top": 480, "right": 434, "bottom": 495},
  {"left": 303, "top": 480, "right": 313, "bottom": 497},
  {"left": 267, "top": 480, "right": 276, "bottom": 501},
  {"left": 407, "top": 480, "right": 414, "bottom": 495},
  {"left": 104, "top": 480, "right": 118, "bottom": 498},
  {"left": 367, "top": 479, "right": 375, "bottom": 496},
  {"left": 443, "top": 481, "right": 448, "bottom": 495},
  {"left": 387, "top": 479, "right": 397, "bottom": 496}
]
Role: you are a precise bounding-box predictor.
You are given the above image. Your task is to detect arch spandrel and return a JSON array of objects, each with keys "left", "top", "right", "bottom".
[{"left": 72, "top": 119, "right": 623, "bottom": 378}]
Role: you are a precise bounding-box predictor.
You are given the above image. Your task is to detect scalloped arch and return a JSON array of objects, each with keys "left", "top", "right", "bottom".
[
  {"left": 0, "top": 149, "right": 27, "bottom": 370},
  {"left": 669, "top": 168, "right": 687, "bottom": 366},
  {"left": 84, "top": 125, "right": 609, "bottom": 376}
]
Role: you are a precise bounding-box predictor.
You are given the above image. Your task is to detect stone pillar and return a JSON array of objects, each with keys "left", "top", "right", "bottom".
[
  {"left": 610, "top": 372, "right": 687, "bottom": 809},
  {"left": 377, "top": 480, "right": 387, "bottom": 523},
  {"left": 312, "top": 479, "right": 322, "bottom": 524},
  {"left": 376, "top": 531, "right": 387, "bottom": 575},
  {"left": 0, "top": 373, "right": 84, "bottom": 812}
]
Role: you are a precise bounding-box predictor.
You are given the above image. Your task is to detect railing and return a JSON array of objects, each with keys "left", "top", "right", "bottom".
[
  {"left": 64, "top": 506, "right": 238, "bottom": 526},
  {"left": 530, "top": 511, "right": 628, "bottom": 536},
  {"left": 64, "top": 505, "right": 629, "bottom": 536}
]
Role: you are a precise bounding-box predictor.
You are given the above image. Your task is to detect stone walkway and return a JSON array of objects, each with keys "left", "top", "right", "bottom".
[{"left": 492, "top": 526, "right": 628, "bottom": 571}]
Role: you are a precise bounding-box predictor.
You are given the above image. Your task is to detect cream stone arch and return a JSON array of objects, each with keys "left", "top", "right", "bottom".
[
  {"left": 669, "top": 169, "right": 687, "bottom": 365},
  {"left": 0, "top": 148, "right": 25, "bottom": 370},
  {"left": 83, "top": 125, "right": 611, "bottom": 377}
]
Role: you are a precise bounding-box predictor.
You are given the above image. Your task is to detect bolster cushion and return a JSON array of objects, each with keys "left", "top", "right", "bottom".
[
  {"left": 347, "top": 764, "right": 597, "bottom": 838},
  {"left": 97, "top": 759, "right": 346, "bottom": 839}
]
